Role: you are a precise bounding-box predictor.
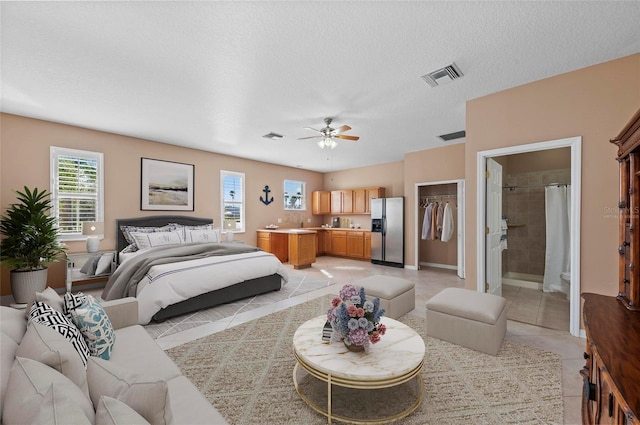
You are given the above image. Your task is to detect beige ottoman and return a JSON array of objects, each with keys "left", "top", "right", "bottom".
[
  {"left": 425, "top": 288, "right": 507, "bottom": 355},
  {"left": 355, "top": 275, "right": 415, "bottom": 319}
]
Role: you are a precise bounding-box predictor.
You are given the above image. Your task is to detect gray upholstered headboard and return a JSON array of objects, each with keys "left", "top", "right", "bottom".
[{"left": 115, "top": 215, "right": 213, "bottom": 254}]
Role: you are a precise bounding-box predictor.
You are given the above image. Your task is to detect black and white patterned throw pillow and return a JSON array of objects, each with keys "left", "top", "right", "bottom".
[
  {"left": 28, "top": 301, "right": 90, "bottom": 367},
  {"left": 63, "top": 291, "right": 88, "bottom": 320}
]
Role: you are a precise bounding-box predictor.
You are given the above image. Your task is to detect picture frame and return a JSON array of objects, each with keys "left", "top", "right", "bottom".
[{"left": 141, "top": 158, "right": 194, "bottom": 211}]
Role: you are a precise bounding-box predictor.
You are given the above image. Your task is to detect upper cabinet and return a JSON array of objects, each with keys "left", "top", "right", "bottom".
[
  {"left": 313, "top": 187, "right": 385, "bottom": 215},
  {"left": 312, "top": 191, "right": 331, "bottom": 215}
]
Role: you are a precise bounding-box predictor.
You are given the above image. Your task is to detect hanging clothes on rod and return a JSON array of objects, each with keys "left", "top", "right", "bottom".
[
  {"left": 421, "top": 202, "right": 434, "bottom": 240},
  {"left": 441, "top": 202, "right": 455, "bottom": 242}
]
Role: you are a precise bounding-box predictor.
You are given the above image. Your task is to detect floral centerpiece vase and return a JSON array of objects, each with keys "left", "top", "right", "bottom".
[{"left": 327, "top": 284, "right": 386, "bottom": 353}]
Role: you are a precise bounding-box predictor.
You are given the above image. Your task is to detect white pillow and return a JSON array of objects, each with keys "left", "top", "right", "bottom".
[
  {"left": 30, "top": 383, "right": 93, "bottom": 425},
  {"left": 186, "top": 228, "right": 221, "bottom": 243},
  {"left": 96, "top": 396, "right": 151, "bottom": 425},
  {"left": 3, "top": 357, "right": 95, "bottom": 424},
  {"left": 95, "top": 252, "right": 114, "bottom": 276},
  {"left": 147, "top": 231, "right": 183, "bottom": 247},
  {"left": 87, "top": 357, "right": 173, "bottom": 425},
  {"left": 15, "top": 322, "right": 89, "bottom": 397}
]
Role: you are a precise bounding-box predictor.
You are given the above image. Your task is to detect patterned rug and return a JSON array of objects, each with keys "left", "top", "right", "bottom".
[{"left": 165, "top": 295, "right": 564, "bottom": 425}]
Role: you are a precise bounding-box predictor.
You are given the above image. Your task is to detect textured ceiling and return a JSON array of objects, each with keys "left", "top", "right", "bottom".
[{"left": 2, "top": 1, "right": 639, "bottom": 172}]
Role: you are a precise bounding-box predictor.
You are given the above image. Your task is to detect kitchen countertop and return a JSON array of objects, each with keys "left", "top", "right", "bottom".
[
  {"left": 306, "top": 227, "right": 369, "bottom": 232},
  {"left": 257, "top": 228, "right": 317, "bottom": 234}
]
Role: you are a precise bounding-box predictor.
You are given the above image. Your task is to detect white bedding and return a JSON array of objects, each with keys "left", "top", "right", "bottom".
[{"left": 135, "top": 250, "right": 288, "bottom": 324}]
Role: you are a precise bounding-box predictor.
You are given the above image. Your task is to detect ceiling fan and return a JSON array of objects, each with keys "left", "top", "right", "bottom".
[{"left": 297, "top": 118, "right": 360, "bottom": 149}]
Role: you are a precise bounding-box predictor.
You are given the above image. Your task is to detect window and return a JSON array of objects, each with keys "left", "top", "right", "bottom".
[
  {"left": 50, "top": 147, "right": 104, "bottom": 241},
  {"left": 284, "top": 180, "right": 306, "bottom": 211},
  {"left": 221, "top": 170, "right": 245, "bottom": 233}
]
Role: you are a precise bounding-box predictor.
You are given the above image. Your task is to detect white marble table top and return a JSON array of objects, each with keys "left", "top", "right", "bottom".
[{"left": 293, "top": 315, "right": 425, "bottom": 381}]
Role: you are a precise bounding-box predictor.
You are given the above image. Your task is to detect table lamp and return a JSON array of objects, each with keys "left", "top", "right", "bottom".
[{"left": 82, "top": 221, "right": 104, "bottom": 253}]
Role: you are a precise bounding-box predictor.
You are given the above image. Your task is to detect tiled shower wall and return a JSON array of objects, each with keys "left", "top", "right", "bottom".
[{"left": 502, "top": 168, "right": 571, "bottom": 277}]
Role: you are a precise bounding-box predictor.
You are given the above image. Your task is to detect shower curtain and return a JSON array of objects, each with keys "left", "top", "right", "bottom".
[{"left": 543, "top": 185, "right": 570, "bottom": 294}]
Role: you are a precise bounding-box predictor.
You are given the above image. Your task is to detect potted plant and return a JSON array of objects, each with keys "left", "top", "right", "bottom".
[{"left": 0, "top": 186, "right": 66, "bottom": 304}]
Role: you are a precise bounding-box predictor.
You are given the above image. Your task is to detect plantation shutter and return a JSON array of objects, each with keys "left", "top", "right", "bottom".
[{"left": 51, "top": 147, "right": 103, "bottom": 239}]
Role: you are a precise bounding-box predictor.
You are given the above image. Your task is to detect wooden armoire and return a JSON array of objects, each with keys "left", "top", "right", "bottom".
[{"left": 581, "top": 107, "right": 640, "bottom": 425}]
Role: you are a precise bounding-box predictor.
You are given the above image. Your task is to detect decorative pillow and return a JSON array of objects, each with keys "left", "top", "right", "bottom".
[
  {"left": 16, "top": 322, "right": 89, "bottom": 397},
  {"left": 79, "top": 254, "right": 101, "bottom": 275},
  {"left": 69, "top": 295, "right": 116, "bottom": 360},
  {"left": 63, "top": 291, "right": 88, "bottom": 319},
  {"left": 2, "top": 357, "right": 95, "bottom": 424},
  {"left": 120, "top": 225, "right": 177, "bottom": 251},
  {"left": 28, "top": 301, "right": 90, "bottom": 367},
  {"left": 146, "top": 231, "right": 184, "bottom": 247},
  {"left": 186, "top": 228, "right": 221, "bottom": 243},
  {"left": 95, "top": 396, "right": 151, "bottom": 425},
  {"left": 30, "top": 383, "right": 93, "bottom": 425},
  {"left": 173, "top": 223, "right": 212, "bottom": 240},
  {"left": 95, "top": 252, "right": 115, "bottom": 276},
  {"left": 87, "top": 357, "right": 173, "bottom": 425},
  {"left": 26, "top": 286, "right": 64, "bottom": 317}
]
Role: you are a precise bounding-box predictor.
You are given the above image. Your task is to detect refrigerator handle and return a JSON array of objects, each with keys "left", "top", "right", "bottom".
[{"left": 382, "top": 217, "right": 387, "bottom": 235}]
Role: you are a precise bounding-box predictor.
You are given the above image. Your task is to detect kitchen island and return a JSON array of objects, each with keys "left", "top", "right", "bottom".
[{"left": 256, "top": 228, "right": 317, "bottom": 269}]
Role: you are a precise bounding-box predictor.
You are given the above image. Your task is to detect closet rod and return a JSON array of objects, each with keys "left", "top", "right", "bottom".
[
  {"left": 421, "top": 194, "right": 457, "bottom": 198},
  {"left": 503, "top": 183, "right": 568, "bottom": 191}
]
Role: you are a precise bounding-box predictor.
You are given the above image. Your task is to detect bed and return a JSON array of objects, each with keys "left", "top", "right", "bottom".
[{"left": 101, "top": 215, "right": 288, "bottom": 324}]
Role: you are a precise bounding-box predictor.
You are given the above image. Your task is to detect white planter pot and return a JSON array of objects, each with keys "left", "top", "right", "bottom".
[{"left": 10, "top": 268, "right": 48, "bottom": 305}]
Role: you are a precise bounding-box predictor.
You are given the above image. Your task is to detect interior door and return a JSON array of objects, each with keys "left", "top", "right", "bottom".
[{"left": 485, "top": 158, "right": 503, "bottom": 296}]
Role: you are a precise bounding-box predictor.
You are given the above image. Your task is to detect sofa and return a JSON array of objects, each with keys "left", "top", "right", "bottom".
[{"left": 0, "top": 294, "right": 228, "bottom": 424}]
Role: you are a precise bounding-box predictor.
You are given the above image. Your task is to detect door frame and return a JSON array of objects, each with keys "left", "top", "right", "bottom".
[
  {"left": 414, "top": 179, "right": 465, "bottom": 278},
  {"left": 476, "top": 136, "right": 582, "bottom": 337}
]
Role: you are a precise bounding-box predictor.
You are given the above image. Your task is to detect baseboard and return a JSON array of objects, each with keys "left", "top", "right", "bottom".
[{"left": 420, "top": 262, "right": 457, "bottom": 271}]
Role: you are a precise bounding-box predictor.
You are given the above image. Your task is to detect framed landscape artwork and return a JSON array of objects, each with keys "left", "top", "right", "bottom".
[{"left": 141, "top": 158, "right": 194, "bottom": 211}]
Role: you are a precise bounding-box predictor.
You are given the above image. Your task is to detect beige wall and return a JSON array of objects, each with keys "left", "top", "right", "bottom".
[
  {"left": 465, "top": 53, "right": 640, "bottom": 296},
  {"left": 0, "top": 113, "right": 324, "bottom": 295},
  {"left": 404, "top": 143, "right": 466, "bottom": 268}
]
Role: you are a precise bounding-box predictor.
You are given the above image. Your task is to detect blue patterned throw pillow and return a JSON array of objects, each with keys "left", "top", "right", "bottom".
[
  {"left": 28, "top": 301, "right": 90, "bottom": 367},
  {"left": 69, "top": 295, "right": 116, "bottom": 360}
]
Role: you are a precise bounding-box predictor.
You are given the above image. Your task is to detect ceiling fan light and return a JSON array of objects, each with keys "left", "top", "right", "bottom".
[
  {"left": 329, "top": 139, "right": 337, "bottom": 149},
  {"left": 317, "top": 140, "right": 325, "bottom": 149}
]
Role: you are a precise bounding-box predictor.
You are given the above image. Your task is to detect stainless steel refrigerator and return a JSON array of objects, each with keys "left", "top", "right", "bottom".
[{"left": 370, "top": 197, "right": 404, "bottom": 267}]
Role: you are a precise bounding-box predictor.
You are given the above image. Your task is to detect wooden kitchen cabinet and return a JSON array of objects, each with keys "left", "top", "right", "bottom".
[
  {"left": 346, "top": 231, "right": 365, "bottom": 258},
  {"left": 330, "top": 230, "right": 347, "bottom": 256},
  {"left": 331, "top": 190, "right": 353, "bottom": 214},
  {"left": 312, "top": 191, "right": 331, "bottom": 215},
  {"left": 364, "top": 232, "right": 371, "bottom": 259},
  {"left": 289, "top": 232, "right": 316, "bottom": 269},
  {"left": 256, "top": 231, "right": 288, "bottom": 263},
  {"left": 354, "top": 187, "right": 386, "bottom": 214}
]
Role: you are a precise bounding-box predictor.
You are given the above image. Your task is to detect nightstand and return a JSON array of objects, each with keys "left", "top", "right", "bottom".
[{"left": 65, "top": 251, "right": 116, "bottom": 292}]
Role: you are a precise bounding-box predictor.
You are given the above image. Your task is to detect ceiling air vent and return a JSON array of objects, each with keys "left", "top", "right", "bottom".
[
  {"left": 438, "top": 130, "right": 466, "bottom": 142},
  {"left": 263, "top": 132, "right": 284, "bottom": 140},
  {"left": 421, "top": 62, "right": 463, "bottom": 88}
]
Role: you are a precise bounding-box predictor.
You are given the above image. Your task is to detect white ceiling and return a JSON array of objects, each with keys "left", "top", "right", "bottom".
[{"left": 2, "top": 1, "right": 639, "bottom": 173}]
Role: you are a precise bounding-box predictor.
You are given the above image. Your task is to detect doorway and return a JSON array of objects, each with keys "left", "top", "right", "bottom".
[
  {"left": 476, "top": 137, "right": 581, "bottom": 337},
  {"left": 414, "top": 179, "right": 465, "bottom": 278}
]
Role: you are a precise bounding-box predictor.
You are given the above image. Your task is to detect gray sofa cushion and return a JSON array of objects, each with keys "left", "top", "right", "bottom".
[{"left": 96, "top": 396, "right": 151, "bottom": 425}]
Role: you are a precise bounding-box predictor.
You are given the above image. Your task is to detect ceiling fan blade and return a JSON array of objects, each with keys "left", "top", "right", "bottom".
[
  {"left": 303, "top": 127, "right": 323, "bottom": 133},
  {"left": 336, "top": 134, "right": 359, "bottom": 141},
  {"left": 297, "top": 135, "right": 322, "bottom": 140},
  {"left": 331, "top": 125, "right": 351, "bottom": 135}
]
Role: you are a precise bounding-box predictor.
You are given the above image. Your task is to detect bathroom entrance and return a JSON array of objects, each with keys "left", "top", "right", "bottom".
[{"left": 477, "top": 137, "right": 581, "bottom": 336}]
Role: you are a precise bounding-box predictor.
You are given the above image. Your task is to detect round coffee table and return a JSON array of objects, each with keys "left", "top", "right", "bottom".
[{"left": 292, "top": 315, "right": 425, "bottom": 424}]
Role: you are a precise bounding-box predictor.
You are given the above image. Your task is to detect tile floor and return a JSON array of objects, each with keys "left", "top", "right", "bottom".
[
  {"left": 503, "top": 283, "right": 571, "bottom": 332},
  {"left": 146, "top": 256, "right": 583, "bottom": 425}
]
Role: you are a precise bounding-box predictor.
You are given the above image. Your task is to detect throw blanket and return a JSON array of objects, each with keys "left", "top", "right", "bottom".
[{"left": 102, "top": 243, "right": 261, "bottom": 301}]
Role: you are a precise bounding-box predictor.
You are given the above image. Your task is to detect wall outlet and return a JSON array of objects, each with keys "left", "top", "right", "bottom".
[{"left": 277, "top": 218, "right": 282, "bottom": 223}]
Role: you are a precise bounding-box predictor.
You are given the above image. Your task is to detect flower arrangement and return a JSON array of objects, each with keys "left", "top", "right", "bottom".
[{"left": 327, "top": 284, "right": 386, "bottom": 352}]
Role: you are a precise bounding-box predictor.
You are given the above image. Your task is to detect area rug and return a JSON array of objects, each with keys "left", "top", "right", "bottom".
[
  {"left": 165, "top": 295, "right": 564, "bottom": 425},
  {"left": 144, "top": 275, "right": 332, "bottom": 339}
]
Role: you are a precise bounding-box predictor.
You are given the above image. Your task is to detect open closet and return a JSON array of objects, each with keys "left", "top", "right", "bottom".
[{"left": 417, "top": 183, "right": 459, "bottom": 272}]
